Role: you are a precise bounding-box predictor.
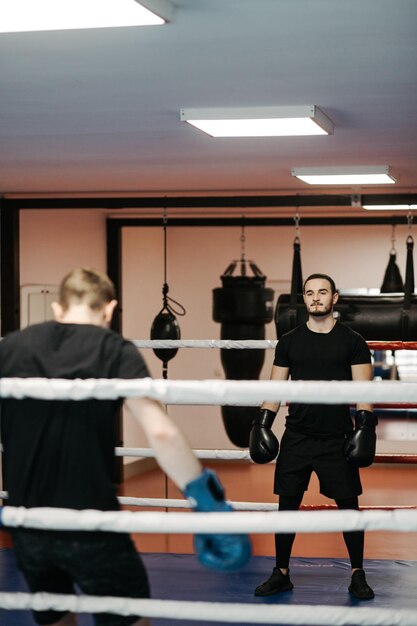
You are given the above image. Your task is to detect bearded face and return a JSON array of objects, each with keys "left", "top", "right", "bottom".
[{"left": 303, "top": 278, "right": 338, "bottom": 318}]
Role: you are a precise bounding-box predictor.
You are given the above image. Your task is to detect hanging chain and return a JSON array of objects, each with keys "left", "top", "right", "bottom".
[
  {"left": 407, "top": 209, "right": 414, "bottom": 243},
  {"left": 163, "top": 207, "right": 168, "bottom": 287},
  {"left": 294, "top": 210, "right": 301, "bottom": 243},
  {"left": 240, "top": 221, "right": 246, "bottom": 260},
  {"left": 161, "top": 207, "right": 186, "bottom": 316},
  {"left": 240, "top": 218, "right": 246, "bottom": 276},
  {"left": 390, "top": 224, "right": 397, "bottom": 254}
]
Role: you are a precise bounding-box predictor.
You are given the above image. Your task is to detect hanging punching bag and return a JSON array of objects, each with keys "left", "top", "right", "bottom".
[
  {"left": 151, "top": 293, "right": 181, "bottom": 379},
  {"left": 150, "top": 213, "right": 186, "bottom": 378},
  {"left": 275, "top": 238, "right": 306, "bottom": 338},
  {"left": 213, "top": 260, "right": 275, "bottom": 448},
  {"left": 380, "top": 252, "right": 404, "bottom": 293},
  {"left": 381, "top": 226, "right": 404, "bottom": 293},
  {"left": 401, "top": 235, "right": 414, "bottom": 341},
  {"left": 288, "top": 237, "right": 303, "bottom": 330}
]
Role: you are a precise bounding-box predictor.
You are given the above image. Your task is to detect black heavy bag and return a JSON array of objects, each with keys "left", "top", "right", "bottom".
[
  {"left": 276, "top": 293, "right": 417, "bottom": 341},
  {"left": 276, "top": 231, "right": 417, "bottom": 341},
  {"left": 213, "top": 262, "right": 275, "bottom": 447},
  {"left": 276, "top": 236, "right": 417, "bottom": 340}
]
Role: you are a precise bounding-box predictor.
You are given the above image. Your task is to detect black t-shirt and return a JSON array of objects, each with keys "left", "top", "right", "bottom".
[
  {"left": 274, "top": 322, "right": 371, "bottom": 437},
  {"left": 0, "top": 321, "right": 149, "bottom": 511}
]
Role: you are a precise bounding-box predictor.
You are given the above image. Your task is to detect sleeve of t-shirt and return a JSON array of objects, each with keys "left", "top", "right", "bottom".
[
  {"left": 273, "top": 333, "right": 290, "bottom": 367},
  {"left": 117, "top": 341, "right": 150, "bottom": 379},
  {"left": 350, "top": 332, "right": 372, "bottom": 365}
]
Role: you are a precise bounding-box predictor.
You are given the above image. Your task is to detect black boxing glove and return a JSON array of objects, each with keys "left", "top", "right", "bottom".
[
  {"left": 344, "top": 410, "right": 378, "bottom": 467},
  {"left": 249, "top": 408, "right": 279, "bottom": 464}
]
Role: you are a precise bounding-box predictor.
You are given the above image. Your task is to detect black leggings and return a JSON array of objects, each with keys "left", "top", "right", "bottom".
[{"left": 275, "top": 494, "right": 364, "bottom": 569}]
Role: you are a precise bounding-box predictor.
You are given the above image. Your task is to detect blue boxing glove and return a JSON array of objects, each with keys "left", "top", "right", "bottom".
[{"left": 183, "top": 469, "right": 252, "bottom": 571}]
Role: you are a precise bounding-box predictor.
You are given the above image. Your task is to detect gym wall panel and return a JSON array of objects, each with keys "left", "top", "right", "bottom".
[
  {"left": 121, "top": 221, "right": 416, "bottom": 453},
  {"left": 18, "top": 210, "right": 417, "bottom": 456}
]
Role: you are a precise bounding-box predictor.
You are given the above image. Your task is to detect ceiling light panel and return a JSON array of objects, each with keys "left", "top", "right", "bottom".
[
  {"left": 180, "top": 106, "right": 334, "bottom": 137},
  {"left": 292, "top": 166, "right": 396, "bottom": 185},
  {"left": 0, "top": 0, "right": 174, "bottom": 33}
]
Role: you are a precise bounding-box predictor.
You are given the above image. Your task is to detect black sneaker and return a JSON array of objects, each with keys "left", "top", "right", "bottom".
[
  {"left": 254, "top": 567, "right": 294, "bottom": 596},
  {"left": 348, "top": 569, "right": 375, "bottom": 600}
]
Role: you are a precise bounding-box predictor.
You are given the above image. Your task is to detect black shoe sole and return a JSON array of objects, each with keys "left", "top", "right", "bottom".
[
  {"left": 254, "top": 583, "right": 294, "bottom": 597},
  {"left": 349, "top": 588, "right": 375, "bottom": 600}
]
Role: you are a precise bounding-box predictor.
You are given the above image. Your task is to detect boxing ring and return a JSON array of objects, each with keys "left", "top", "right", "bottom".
[{"left": 0, "top": 339, "right": 417, "bottom": 625}]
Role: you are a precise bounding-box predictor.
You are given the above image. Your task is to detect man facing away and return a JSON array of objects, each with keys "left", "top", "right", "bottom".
[
  {"left": 249, "top": 273, "right": 377, "bottom": 600},
  {"left": 0, "top": 267, "right": 251, "bottom": 626}
]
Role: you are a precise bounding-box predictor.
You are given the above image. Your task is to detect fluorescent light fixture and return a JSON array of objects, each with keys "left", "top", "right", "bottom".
[
  {"left": 292, "top": 166, "right": 396, "bottom": 185},
  {"left": 363, "top": 204, "right": 417, "bottom": 211},
  {"left": 180, "top": 106, "right": 334, "bottom": 137},
  {"left": 0, "top": 0, "right": 174, "bottom": 33}
]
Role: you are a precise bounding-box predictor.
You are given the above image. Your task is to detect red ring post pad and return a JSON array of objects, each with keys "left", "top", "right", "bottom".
[{"left": 183, "top": 469, "right": 252, "bottom": 571}]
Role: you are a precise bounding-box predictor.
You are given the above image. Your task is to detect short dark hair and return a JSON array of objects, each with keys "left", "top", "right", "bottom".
[{"left": 303, "top": 273, "right": 337, "bottom": 294}]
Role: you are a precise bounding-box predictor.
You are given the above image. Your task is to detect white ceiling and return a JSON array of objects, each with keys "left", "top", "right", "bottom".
[{"left": 0, "top": 0, "right": 416, "bottom": 208}]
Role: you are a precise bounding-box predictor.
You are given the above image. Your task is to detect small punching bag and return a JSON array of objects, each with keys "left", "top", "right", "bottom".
[
  {"left": 401, "top": 233, "right": 414, "bottom": 341},
  {"left": 150, "top": 286, "right": 183, "bottom": 379},
  {"left": 275, "top": 234, "right": 306, "bottom": 338},
  {"left": 213, "top": 226, "right": 275, "bottom": 447},
  {"left": 380, "top": 225, "right": 404, "bottom": 293},
  {"left": 288, "top": 234, "right": 303, "bottom": 332},
  {"left": 150, "top": 213, "right": 186, "bottom": 379}
]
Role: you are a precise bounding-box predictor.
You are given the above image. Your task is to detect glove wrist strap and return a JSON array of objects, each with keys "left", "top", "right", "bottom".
[
  {"left": 355, "top": 409, "right": 378, "bottom": 428},
  {"left": 255, "top": 408, "right": 277, "bottom": 428},
  {"left": 183, "top": 469, "right": 226, "bottom": 512}
]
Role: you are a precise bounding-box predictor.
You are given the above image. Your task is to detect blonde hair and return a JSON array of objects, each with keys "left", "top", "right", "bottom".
[{"left": 58, "top": 267, "right": 116, "bottom": 311}]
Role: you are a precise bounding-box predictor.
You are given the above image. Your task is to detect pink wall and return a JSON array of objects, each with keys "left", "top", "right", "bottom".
[{"left": 20, "top": 209, "right": 107, "bottom": 284}]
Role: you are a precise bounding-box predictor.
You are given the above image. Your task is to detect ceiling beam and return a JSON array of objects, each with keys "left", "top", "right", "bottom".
[{"left": 2, "top": 193, "right": 417, "bottom": 210}]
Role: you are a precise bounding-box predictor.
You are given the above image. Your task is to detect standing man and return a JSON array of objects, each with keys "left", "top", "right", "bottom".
[
  {"left": 0, "top": 267, "right": 251, "bottom": 626},
  {"left": 249, "top": 273, "right": 376, "bottom": 600}
]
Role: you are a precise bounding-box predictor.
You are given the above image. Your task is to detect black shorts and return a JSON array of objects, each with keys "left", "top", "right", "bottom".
[
  {"left": 11, "top": 529, "right": 150, "bottom": 626},
  {"left": 274, "top": 428, "right": 362, "bottom": 499}
]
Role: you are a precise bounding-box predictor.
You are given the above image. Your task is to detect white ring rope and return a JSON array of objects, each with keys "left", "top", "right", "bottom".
[
  {"left": 117, "top": 497, "right": 277, "bottom": 510},
  {"left": 133, "top": 339, "right": 278, "bottom": 349},
  {"left": 114, "top": 497, "right": 416, "bottom": 511},
  {"left": 0, "top": 493, "right": 268, "bottom": 510},
  {"left": 0, "top": 444, "right": 413, "bottom": 463},
  {"left": 1, "top": 377, "right": 417, "bottom": 404},
  {"left": 1, "top": 494, "right": 412, "bottom": 512},
  {"left": 117, "top": 447, "right": 252, "bottom": 460},
  {"left": 132, "top": 339, "right": 278, "bottom": 350},
  {"left": 2, "top": 507, "right": 417, "bottom": 534},
  {"left": 0, "top": 492, "right": 274, "bottom": 510},
  {"left": 0, "top": 593, "right": 415, "bottom": 626},
  {"left": 132, "top": 339, "right": 417, "bottom": 351}
]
